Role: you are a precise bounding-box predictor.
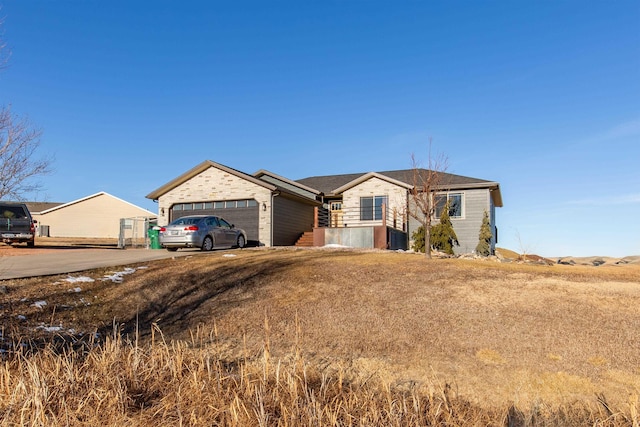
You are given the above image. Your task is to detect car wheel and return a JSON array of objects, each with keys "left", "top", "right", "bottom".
[
  {"left": 236, "top": 235, "right": 246, "bottom": 249},
  {"left": 202, "top": 236, "right": 214, "bottom": 251},
  {"left": 167, "top": 247, "right": 178, "bottom": 252}
]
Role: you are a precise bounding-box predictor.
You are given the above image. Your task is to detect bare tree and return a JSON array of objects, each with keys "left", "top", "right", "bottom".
[
  {"left": 0, "top": 25, "right": 51, "bottom": 201},
  {"left": 408, "top": 139, "right": 449, "bottom": 259},
  {"left": 0, "top": 108, "right": 50, "bottom": 200}
]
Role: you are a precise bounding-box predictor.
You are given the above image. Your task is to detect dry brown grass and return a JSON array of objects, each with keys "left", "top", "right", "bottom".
[{"left": 0, "top": 248, "right": 639, "bottom": 425}]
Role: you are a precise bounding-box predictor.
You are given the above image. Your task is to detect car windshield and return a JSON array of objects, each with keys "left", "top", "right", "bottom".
[{"left": 170, "top": 217, "right": 201, "bottom": 226}]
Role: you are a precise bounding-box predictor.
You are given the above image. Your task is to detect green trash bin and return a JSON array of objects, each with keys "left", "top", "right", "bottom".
[{"left": 148, "top": 227, "right": 162, "bottom": 250}]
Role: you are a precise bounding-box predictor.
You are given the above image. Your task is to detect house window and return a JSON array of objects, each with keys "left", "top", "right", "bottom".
[
  {"left": 360, "top": 196, "right": 387, "bottom": 221},
  {"left": 434, "top": 193, "right": 463, "bottom": 218}
]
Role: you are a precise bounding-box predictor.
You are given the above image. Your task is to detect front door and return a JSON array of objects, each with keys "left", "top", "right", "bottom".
[{"left": 330, "top": 201, "right": 343, "bottom": 227}]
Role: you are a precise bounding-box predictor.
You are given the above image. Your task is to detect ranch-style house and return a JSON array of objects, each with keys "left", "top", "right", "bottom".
[{"left": 146, "top": 160, "right": 503, "bottom": 254}]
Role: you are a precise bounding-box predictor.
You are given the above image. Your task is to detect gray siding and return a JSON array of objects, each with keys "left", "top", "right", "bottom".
[
  {"left": 406, "top": 188, "right": 494, "bottom": 254},
  {"left": 272, "top": 195, "right": 315, "bottom": 246},
  {"left": 450, "top": 189, "right": 490, "bottom": 254}
]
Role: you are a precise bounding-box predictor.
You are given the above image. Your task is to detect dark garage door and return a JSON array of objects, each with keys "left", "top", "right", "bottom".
[{"left": 170, "top": 199, "right": 260, "bottom": 243}]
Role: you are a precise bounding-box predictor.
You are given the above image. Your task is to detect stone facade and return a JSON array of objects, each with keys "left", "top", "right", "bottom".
[
  {"left": 342, "top": 177, "right": 408, "bottom": 229},
  {"left": 156, "top": 166, "right": 274, "bottom": 246}
]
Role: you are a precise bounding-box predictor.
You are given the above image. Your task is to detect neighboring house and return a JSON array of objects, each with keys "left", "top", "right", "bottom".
[
  {"left": 30, "top": 192, "right": 156, "bottom": 239},
  {"left": 148, "top": 160, "right": 503, "bottom": 254}
]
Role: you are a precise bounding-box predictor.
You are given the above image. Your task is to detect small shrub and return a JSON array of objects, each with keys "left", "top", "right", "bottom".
[
  {"left": 412, "top": 225, "right": 427, "bottom": 253},
  {"left": 475, "top": 210, "right": 492, "bottom": 256},
  {"left": 431, "top": 202, "right": 459, "bottom": 255}
]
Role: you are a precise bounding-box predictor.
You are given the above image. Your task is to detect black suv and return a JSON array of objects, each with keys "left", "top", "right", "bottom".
[{"left": 0, "top": 203, "right": 36, "bottom": 247}]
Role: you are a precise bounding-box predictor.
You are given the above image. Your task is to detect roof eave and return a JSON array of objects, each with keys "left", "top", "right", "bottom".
[
  {"left": 433, "top": 181, "right": 503, "bottom": 207},
  {"left": 254, "top": 169, "right": 321, "bottom": 195}
]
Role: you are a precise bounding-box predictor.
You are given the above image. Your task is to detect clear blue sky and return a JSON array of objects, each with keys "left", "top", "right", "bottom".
[{"left": 1, "top": 1, "right": 638, "bottom": 257}]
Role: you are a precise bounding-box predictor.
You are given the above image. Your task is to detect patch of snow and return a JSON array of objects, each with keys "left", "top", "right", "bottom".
[
  {"left": 222, "top": 254, "right": 237, "bottom": 258},
  {"left": 16, "top": 315, "right": 26, "bottom": 321},
  {"left": 65, "top": 276, "right": 95, "bottom": 283},
  {"left": 102, "top": 267, "right": 137, "bottom": 283},
  {"left": 69, "top": 287, "right": 82, "bottom": 293},
  {"left": 37, "top": 324, "right": 63, "bottom": 333},
  {"left": 323, "top": 244, "right": 351, "bottom": 248},
  {"left": 33, "top": 301, "right": 47, "bottom": 309},
  {"left": 137, "top": 266, "right": 149, "bottom": 269}
]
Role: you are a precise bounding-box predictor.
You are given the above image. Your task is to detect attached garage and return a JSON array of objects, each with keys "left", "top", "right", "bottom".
[{"left": 146, "top": 161, "right": 321, "bottom": 247}]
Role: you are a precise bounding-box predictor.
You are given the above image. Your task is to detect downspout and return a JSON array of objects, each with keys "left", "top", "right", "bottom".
[
  {"left": 270, "top": 191, "right": 280, "bottom": 247},
  {"left": 406, "top": 189, "right": 411, "bottom": 249}
]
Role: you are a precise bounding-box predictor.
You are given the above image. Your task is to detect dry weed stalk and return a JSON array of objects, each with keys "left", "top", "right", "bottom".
[{"left": 0, "top": 324, "right": 635, "bottom": 426}]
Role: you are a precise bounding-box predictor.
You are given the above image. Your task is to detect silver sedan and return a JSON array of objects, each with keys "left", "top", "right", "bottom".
[{"left": 158, "top": 215, "right": 247, "bottom": 252}]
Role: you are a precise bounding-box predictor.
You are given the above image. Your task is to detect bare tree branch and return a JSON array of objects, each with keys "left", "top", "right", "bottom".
[
  {"left": 0, "top": 26, "right": 52, "bottom": 201},
  {"left": 408, "top": 138, "right": 449, "bottom": 259},
  {"left": 0, "top": 107, "right": 51, "bottom": 200}
]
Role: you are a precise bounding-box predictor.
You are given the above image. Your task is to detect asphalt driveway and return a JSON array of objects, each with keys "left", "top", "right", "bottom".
[{"left": 0, "top": 247, "right": 200, "bottom": 280}]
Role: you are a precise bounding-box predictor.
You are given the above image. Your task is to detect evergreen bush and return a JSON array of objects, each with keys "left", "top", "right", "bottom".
[
  {"left": 430, "top": 202, "right": 459, "bottom": 255},
  {"left": 475, "top": 210, "right": 493, "bottom": 256}
]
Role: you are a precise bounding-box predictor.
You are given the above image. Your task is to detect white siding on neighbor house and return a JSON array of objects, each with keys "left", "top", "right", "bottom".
[
  {"left": 156, "top": 166, "right": 274, "bottom": 246},
  {"left": 341, "top": 177, "right": 408, "bottom": 229},
  {"left": 33, "top": 193, "right": 154, "bottom": 238}
]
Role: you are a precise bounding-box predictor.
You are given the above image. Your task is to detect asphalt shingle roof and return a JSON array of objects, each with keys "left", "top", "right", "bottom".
[
  {"left": 295, "top": 169, "right": 495, "bottom": 195},
  {"left": 24, "top": 202, "right": 64, "bottom": 214}
]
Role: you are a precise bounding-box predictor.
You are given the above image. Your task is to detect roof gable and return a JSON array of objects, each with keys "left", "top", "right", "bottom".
[
  {"left": 332, "top": 172, "right": 413, "bottom": 194},
  {"left": 38, "top": 192, "right": 156, "bottom": 216},
  {"left": 146, "top": 160, "right": 277, "bottom": 200}
]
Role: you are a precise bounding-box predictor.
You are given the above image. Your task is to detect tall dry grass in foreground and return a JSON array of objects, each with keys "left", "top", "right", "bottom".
[{"left": 0, "top": 327, "right": 636, "bottom": 427}]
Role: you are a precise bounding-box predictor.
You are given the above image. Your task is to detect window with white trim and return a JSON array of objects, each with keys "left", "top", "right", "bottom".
[{"left": 434, "top": 193, "right": 463, "bottom": 218}]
